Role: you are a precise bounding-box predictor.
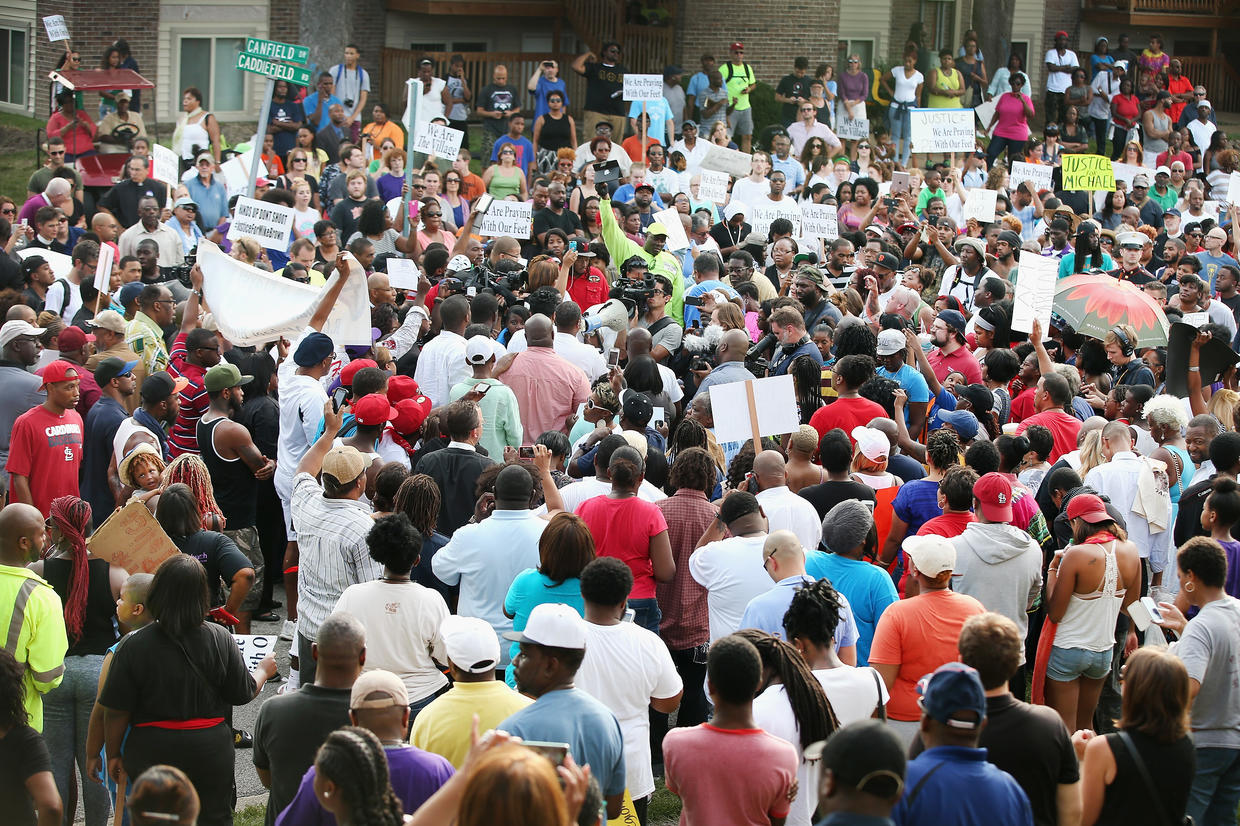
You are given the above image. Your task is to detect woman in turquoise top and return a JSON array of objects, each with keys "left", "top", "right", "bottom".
[
  {"left": 502, "top": 513, "right": 594, "bottom": 686},
  {"left": 1146, "top": 395, "right": 1193, "bottom": 526},
  {"left": 1058, "top": 223, "right": 1114, "bottom": 279}
]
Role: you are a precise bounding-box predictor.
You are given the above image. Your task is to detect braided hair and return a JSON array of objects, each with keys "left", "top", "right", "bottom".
[
  {"left": 314, "top": 727, "right": 404, "bottom": 826},
  {"left": 0, "top": 649, "right": 28, "bottom": 729},
  {"left": 394, "top": 474, "right": 441, "bottom": 537},
  {"left": 49, "top": 495, "right": 92, "bottom": 641},
  {"left": 734, "top": 629, "right": 840, "bottom": 748},
  {"left": 161, "top": 455, "right": 222, "bottom": 526}
]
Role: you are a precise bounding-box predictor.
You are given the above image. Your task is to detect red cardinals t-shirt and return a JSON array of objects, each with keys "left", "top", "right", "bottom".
[{"left": 6, "top": 404, "right": 84, "bottom": 515}]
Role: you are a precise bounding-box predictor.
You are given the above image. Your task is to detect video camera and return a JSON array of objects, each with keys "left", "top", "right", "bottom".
[
  {"left": 163, "top": 249, "right": 197, "bottom": 289},
  {"left": 613, "top": 255, "right": 655, "bottom": 316}
]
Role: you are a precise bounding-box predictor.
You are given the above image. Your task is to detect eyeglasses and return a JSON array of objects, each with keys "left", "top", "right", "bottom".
[
  {"left": 800, "top": 107, "right": 814, "bottom": 113},
  {"left": 445, "top": 177, "right": 461, "bottom": 183},
  {"left": 411, "top": 183, "right": 426, "bottom": 190},
  {"left": 152, "top": 299, "right": 175, "bottom": 306},
  {"left": 858, "top": 144, "right": 870, "bottom": 149},
  {"left": 0, "top": 207, "right": 14, "bottom": 215}
]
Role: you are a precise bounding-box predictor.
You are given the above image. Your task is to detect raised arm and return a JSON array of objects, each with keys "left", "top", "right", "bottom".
[{"left": 309, "top": 252, "right": 355, "bottom": 331}]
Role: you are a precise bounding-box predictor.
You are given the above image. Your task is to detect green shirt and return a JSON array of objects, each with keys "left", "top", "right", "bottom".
[
  {"left": 448, "top": 377, "right": 522, "bottom": 460},
  {"left": 724, "top": 62, "right": 755, "bottom": 111},
  {"left": 125, "top": 311, "right": 169, "bottom": 376},
  {"left": 1150, "top": 185, "right": 1179, "bottom": 212},
  {"left": 598, "top": 198, "right": 686, "bottom": 324}
]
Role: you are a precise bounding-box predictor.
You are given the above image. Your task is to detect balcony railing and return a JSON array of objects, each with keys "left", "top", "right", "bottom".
[{"left": 1083, "top": 0, "right": 1226, "bottom": 12}]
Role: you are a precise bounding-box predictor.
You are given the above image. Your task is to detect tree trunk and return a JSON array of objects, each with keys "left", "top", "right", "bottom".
[{"left": 973, "top": 0, "right": 1016, "bottom": 100}]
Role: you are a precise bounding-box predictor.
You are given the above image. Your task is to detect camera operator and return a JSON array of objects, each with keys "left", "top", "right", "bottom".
[
  {"left": 790, "top": 266, "right": 840, "bottom": 330},
  {"left": 135, "top": 238, "right": 190, "bottom": 302},
  {"left": 767, "top": 305, "right": 821, "bottom": 377},
  {"left": 622, "top": 257, "right": 681, "bottom": 363}
]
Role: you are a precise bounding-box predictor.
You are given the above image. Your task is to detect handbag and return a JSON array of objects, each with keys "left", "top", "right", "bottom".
[
  {"left": 869, "top": 668, "right": 887, "bottom": 721},
  {"left": 1114, "top": 731, "right": 1193, "bottom": 825}
]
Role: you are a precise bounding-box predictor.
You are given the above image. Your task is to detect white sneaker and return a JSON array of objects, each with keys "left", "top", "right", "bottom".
[{"left": 279, "top": 620, "right": 295, "bottom": 641}]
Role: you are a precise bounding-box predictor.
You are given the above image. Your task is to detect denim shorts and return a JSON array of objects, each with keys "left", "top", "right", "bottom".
[{"left": 1047, "top": 645, "right": 1112, "bottom": 681}]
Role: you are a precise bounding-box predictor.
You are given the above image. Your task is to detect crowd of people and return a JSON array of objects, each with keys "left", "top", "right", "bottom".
[{"left": 0, "top": 23, "right": 1239, "bottom": 826}]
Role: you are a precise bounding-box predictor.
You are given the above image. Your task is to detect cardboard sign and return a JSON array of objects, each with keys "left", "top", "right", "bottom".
[
  {"left": 709, "top": 374, "right": 800, "bottom": 444},
  {"left": 800, "top": 203, "right": 839, "bottom": 240},
  {"left": 386, "top": 258, "right": 422, "bottom": 291},
  {"left": 477, "top": 200, "right": 532, "bottom": 239},
  {"left": 835, "top": 117, "right": 870, "bottom": 141},
  {"left": 652, "top": 207, "right": 689, "bottom": 251},
  {"left": 749, "top": 204, "right": 801, "bottom": 240},
  {"left": 42, "top": 15, "right": 69, "bottom": 43},
  {"left": 1228, "top": 172, "right": 1240, "bottom": 207},
  {"left": 93, "top": 242, "right": 115, "bottom": 294},
  {"left": 86, "top": 500, "right": 180, "bottom": 574},
  {"left": 17, "top": 247, "right": 72, "bottom": 279},
  {"left": 623, "top": 74, "right": 664, "bottom": 102},
  {"left": 962, "top": 188, "right": 998, "bottom": 223},
  {"left": 412, "top": 122, "right": 465, "bottom": 159},
  {"left": 1110, "top": 162, "right": 1143, "bottom": 189},
  {"left": 699, "top": 145, "right": 754, "bottom": 178},
  {"left": 1062, "top": 154, "right": 1115, "bottom": 191},
  {"left": 233, "top": 635, "right": 277, "bottom": 670},
  {"left": 698, "top": 170, "right": 730, "bottom": 203},
  {"left": 220, "top": 150, "right": 256, "bottom": 197},
  {"left": 151, "top": 143, "right": 179, "bottom": 186},
  {"left": 227, "top": 196, "right": 295, "bottom": 251},
  {"left": 1011, "top": 252, "right": 1058, "bottom": 334},
  {"left": 910, "top": 109, "right": 974, "bottom": 153},
  {"left": 1010, "top": 161, "right": 1053, "bottom": 194},
  {"left": 1181, "top": 311, "right": 1209, "bottom": 328}
]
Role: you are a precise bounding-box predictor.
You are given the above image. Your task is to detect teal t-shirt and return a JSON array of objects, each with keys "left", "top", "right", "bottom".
[{"left": 503, "top": 569, "right": 585, "bottom": 686}]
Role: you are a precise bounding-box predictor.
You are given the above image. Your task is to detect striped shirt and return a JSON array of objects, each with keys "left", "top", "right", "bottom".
[
  {"left": 290, "top": 472, "right": 381, "bottom": 641},
  {"left": 167, "top": 333, "right": 207, "bottom": 457}
]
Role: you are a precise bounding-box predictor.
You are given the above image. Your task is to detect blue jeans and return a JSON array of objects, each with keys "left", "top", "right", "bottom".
[
  {"left": 44, "top": 654, "right": 111, "bottom": 826},
  {"left": 1188, "top": 747, "right": 1240, "bottom": 826},
  {"left": 628, "top": 597, "right": 662, "bottom": 635},
  {"left": 889, "top": 104, "right": 913, "bottom": 166}
]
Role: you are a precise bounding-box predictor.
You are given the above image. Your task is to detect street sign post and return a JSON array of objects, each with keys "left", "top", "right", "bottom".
[{"left": 236, "top": 37, "right": 310, "bottom": 198}]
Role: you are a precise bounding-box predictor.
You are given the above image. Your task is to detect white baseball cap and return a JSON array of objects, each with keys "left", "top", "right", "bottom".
[
  {"left": 503, "top": 603, "right": 587, "bottom": 650},
  {"left": 440, "top": 615, "right": 501, "bottom": 673},
  {"left": 902, "top": 535, "right": 957, "bottom": 576},
  {"left": 851, "top": 426, "right": 890, "bottom": 462},
  {"left": 876, "top": 329, "right": 906, "bottom": 356},
  {"left": 0, "top": 320, "right": 42, "bottom": 350},
  {"left": 464, "top": 335, "right": 495, "bottom": 365}
]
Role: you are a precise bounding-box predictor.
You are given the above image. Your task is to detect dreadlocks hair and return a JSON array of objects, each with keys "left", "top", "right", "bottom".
[
  {"left": 49, "top": 495, "right": 92, "bottom": 641},
  {"left": 782, "top": 578, "right": 844, "bottom": 651},
  {"left": 393, "top": 474, "right": 441, "bottom": 537},
  {"left": 925, "top": 429, "right": 962, "bottom": 473},
  {"left": 734, "top": 629, "right": 841, "bottom": 748},
  {"left": 161, "top": 454, "right": 222, "bottom": 526},
  {"left": 669, "top": 416, "right": 708, "bottom": 455},
  {"left": 314, "top": 727, "right": 404, "bottom": 826},
  {"left": 0, "top": 649, "right": 28, "bottom": 729}
]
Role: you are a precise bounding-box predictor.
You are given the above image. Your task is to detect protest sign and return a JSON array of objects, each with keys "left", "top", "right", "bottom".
[
  {"left": 42, "top": 15, "right": 69, "bottom": 42},
  {"left": 220, "top": 150, "right": 256, "bottom": 197},
  {"left": 710, "top": 375, "right": 800, "bottom": 446},
  {"left": 974, "top": 99, "right": 1031, "bottom": 139},
  {"left": 835, "top": 117, "right": 870, "bottom": 141},
  {"left": 1181, "top": 312, "right": 1209, "bottom": 328},
  {"left": 227, "top": 197, "right": 295, "bottom": 251},
  {"left": 87, "top": 501, "right": 180, "bottom": 574},
  {"left": 749, "top": 204, "right": 800, "bottom": 239},
  {"left": 800, "top": 203, "right": 839, "bottom": 240},
  {"left": 1229, "top": 173, "right": 1240, "bottom": 207},
  {"left": 1010, "top": 161, "right": 1053, "bottom": 193},
  {"left": 1110, "top": 162, "right": 1142, "bottom": 188},
  {"left": 1011, "top": 252, "right": 1058, "bottom": 334},
  {"left": 700, "top": 145, "right": 754, "bottom": 178},
  {"left": 653, "top": 208, "right": 689, "bottom": 251},
  {"left": 910, "top": 109, "right": 974, "bottom": 153},
  {"left": 698, "top": 170, "right": 730, "bottom": 203},
  {"left": 963, "top": 188, "right": 998, "bottom": 223},
  {"left": 198, "top": 240, "right": 373, "bottom": 346},
  {"left": 412, "top": 122, "right": 465, "bottom": 159},
  {"left": 386, "top": 258, "right": 422, "bottom": 291},
  {"left": 151, "top": 144, "right": 179, "bottom": 185},
  {"left": 93, "top": 243, "right": 115, "bottom": 294},
  {"left": 478, "top": 200, "right": 532, "bottom": 239},
  {"left": 234, "top": 635, "right": 278, "bottom": 671},
  {"left": 17, "top": 248, "right": 72, "bottom": 279},
  {"left": 1061, "top": 154, "right": 1115, "bottom": 191},
  {"left": 1201, "top": 201, "right": 1224, "bottom": 226},
  {"left": 623, "top": 74, "right": 663, "bottom": 101}
]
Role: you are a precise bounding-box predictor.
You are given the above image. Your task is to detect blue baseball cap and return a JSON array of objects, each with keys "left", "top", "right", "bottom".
[
  {"left": 118, "top": 282, "right": 145, "bottom": 309},
  {"left": 929, "top": 408, "right": 979, "bottom": 442},
  {"left": 293, "top": 331, "right": 335, "bottom": 367},
  {"left": 936, "top": 309, "right": 968, "bottom": 335},
  {"left": 917, "top": 662, "right": 987, "bottom": 730}
]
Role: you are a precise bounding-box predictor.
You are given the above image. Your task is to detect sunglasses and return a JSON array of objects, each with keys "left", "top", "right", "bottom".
[
  {"left": 292, "top": 157, "right": 307, "bottom": 163},
  {"left": 423, "top": 212, "right": 442, "bottom": 217},
  {"left": 179, "top": 205, "right": 198, "bottom": 212},
  {"left": 1, "top": 207, "right": 14, "bottom": 215},
  {"left": 48, "top": 151, "right": 66, "bottom": 157}
]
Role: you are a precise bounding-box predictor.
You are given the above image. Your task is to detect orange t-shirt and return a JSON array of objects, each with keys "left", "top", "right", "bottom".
[
  {"left": 868, "top": 588, "right": 986, "bottom": 721},
  {"left": 460, "top": 172, "right": 486, "bottom": 201}
]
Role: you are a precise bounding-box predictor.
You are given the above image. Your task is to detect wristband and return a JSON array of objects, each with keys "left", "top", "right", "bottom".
[{"left": 283, "top": 565, "right": 299, "bottom": 575}]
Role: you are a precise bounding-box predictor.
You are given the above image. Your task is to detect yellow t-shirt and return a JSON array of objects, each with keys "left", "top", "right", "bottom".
[{"left": 409, "top": 680, "right": 532, "bottom": 768}]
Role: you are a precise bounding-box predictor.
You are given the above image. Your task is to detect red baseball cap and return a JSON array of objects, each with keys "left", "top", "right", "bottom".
[
  {"left": 38, "top": 360, "right": 80, "bottom": 390},
  {"left": 730, "top": 42, "right": 744, "bottom": 51},
  {"left": 973, "top": 472, "right": 1013, "bottom": 523},
  {"left": 340, "top": 358, "right": 378, "bottom": 387},
  {"left": 57, "top": 326, "right": 94, "bottom": 351},
  {"left": 352, "top": 393, "right": 398, "bottom": 426},
  {"left": 1065, "top": 493, "right": 1111, "bottom": 524},
  {"left": 387, "top": 374, "right": 420, "bottom": 404},
  {"left": 391, "top": 395, "right": 432, "bottom": 435}
]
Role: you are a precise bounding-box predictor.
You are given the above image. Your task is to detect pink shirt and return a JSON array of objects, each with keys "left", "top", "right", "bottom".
[
  {"left": 993, "top": 92, "right": 1032, "bottom": 141},
  {"left": 500, "top": 346, "right": 590, "bottom": 443},
  {"left": 664, "top": 724, "right": 797, "bottom": 825}
]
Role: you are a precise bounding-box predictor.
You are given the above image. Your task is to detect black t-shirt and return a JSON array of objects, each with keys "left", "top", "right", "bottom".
[
  {"left": 252, "top": 684, "right": 352, "bottom": 826},
  {"left": 532, "top": 207, "right": 584, "bottom": 245},
  {"left": 798, "top": 480, "right": 877, "bottom": 521},
  {"left": 580, "top": 62, "right": 627, "bottom": 115},
  {"left": 910, "top": 694, "right": 1079, "bottom": 826},
  {"left": 776, "top": 73, "right": 811, "bottom": 123},
  {"left": 478, "top": 83, "right": 522, "bottom": 135},
  {"left": 0, "top": 725, "right": 50, "bottom": 826},
  {"left": 709, "top": 221, "right": 751, "bottom": 251},
  {"left": 98, "top": 179, "right": 169, "bottom": 228},
  {"left": 172, "top": 532, "right": 251, "bottom": 606}
]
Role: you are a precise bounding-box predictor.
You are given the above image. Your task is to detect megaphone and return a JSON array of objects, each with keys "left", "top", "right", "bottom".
[{"left": 583, "top": 299, "right": 629, "bottom": 334}]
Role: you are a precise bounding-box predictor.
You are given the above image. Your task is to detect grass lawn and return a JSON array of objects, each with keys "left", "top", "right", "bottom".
[
  {"left": 0, "top": 110, "right": 45, "bottom": 199},
  {"left": 234, "top": 804, "right": 265, "bottom": 826}
]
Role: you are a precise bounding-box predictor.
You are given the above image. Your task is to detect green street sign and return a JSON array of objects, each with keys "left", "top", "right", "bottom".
[
  {"left": 236, "top": 52, "right": 313, "bottom": 86},
  {"left": 244, "top": 37, "right": 309, "bottom": 66}
]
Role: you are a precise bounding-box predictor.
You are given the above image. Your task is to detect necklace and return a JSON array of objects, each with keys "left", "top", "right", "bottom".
[{"left": 381, "top": 575, "right": 411, "bottom": 584}]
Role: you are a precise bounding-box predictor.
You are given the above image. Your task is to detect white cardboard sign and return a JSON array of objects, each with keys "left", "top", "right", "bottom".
[
  {"left": 749, "top": 204, "right": 801, "bottom": 240},
  {"left": 234, "top": 635, "right": 277, "bottom": 671},
  {"left": 652, "top": 207, "right": 689, "bottom": 251},
  {"left": 800, "top": 203, "right": 839, "bottom": 240},
  {"left": 910, "top": 108, "right": 975, "bottom": 153},
  {"left": 699, "top": 145, "right": 754, "bottom": 178},
  {"left": 1011, "top": 251, "right": 1058, "bottom": 334},
  {"left": 1228, "top": 172, "right": 1240, "bottom": 207},
  {"left": 386, "top": 258, "right": 422, "bottom": 291},
  {"left": 835, "top": 117, "right": 870, "bottom": 141},
  {"left": 226, "top": 196, "right": 295, "bottom": 251},
  {"left": 477, "top": 200, "right": 532, "bottom": 239},
  {"left": 962, "top": 188, "right": 998, "bottom": 223},
  {"left": 151, "top": 144, "right": 179, "bottom": 185},
  {"left": 93, "top": 243, "right": 115, "bottom": 294},
  {"left": 697, "top": 170, "right": 730, "bottom": 203},
  {"left": 623, "top": 74, "right": 664, "bottom": 102},
  {"left": 1010, "top": 161, "right": 1053, "bottom": 194},
  {"left": 413, "top": 122, "right": 465, "bottom": 159},
  {"left": 42, "top": 15, "right": 70, "bottom": 43},
  {"left": 709, "top": 374, "right": 800, "bottom": 443}
]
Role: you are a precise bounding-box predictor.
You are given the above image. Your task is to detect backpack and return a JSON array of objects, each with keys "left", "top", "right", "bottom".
[{"left": 50, "top": 278, "right": 72, "bottom": 319}]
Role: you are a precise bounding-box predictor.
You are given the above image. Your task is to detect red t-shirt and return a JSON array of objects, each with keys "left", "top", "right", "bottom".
[
  {"left": 926, "top": 346, "right": 982, "bottom": 384},
  {"left": 1008, "top": 386, "right": 1037, "bottom": 423},
  {"left": 167, "top": 333, "right": 208, "bottom": 457},
  {"left": 1017, "top": 408, "right": 1082, "bottom": 462},
  {"left": 808, "top": 397, "right": 888, "bottom": 444},
  {"left": 576, "top": 495, "right": 669, "bottom": 599},
  {"left": 6, "top": 404, "right": 83, "bottom": 516},
  {"left": 917, "top": 511, "right": 976, "bottom": 538},
  {"left": 1165, "top": 75, "right": 1193, "bottom": 123},
  {"left": 567, "top": 267, "right": 610, "bottom": 310}
]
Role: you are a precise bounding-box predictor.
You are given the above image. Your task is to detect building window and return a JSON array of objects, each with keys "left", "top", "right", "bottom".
[
  {"left": 0, "top": 25, "right": 28, "bottom": 108},
  {"left": 841, "top": 40, "right": 875, "bottom": 74},
  {"left": 179, "top": 36, "right": 246, "bottom": 113}
]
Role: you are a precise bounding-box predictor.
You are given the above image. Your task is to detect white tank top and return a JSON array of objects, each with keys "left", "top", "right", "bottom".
[
  {"left": 180, "top": 114, "right": 211, "bottom": 160},
  {"left": 1055, "top": 540, "right": 1126, "bottom": 652},
  {"left": 893, "top": 70, "right": 924, "bottom": 104}
]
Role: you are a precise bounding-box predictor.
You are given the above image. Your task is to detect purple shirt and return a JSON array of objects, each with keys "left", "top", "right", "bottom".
[
  {"left": 18, "top": 193, "right": 53, "bottom": 224},
  {"left": 1219, "top": 539, "right": 1240, "bottom": 600},
  {"left": 274, "top": 744, "right": 454, "bottom": 825},
  {"left": 839, "top": 70, "right": 869, "bottom": 102}
]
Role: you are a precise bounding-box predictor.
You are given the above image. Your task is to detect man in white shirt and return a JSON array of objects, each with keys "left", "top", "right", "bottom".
[
  {"left": 414, "top": 295, "right": 471, "bottom": 406},
  {"left": 1186, "top": 102, "right": 1218, "bottom": 171},
  {"left": 670, "top": 120, "right": 709, "bottom": 175},
  {"left": 506, "top": 300, "right": 607, "bottom": 383},
  {"left": 410, "top": 58, "right": 446, "bottom": 128},
  {"left": 330, "top": 44, "right": 371, "bottom": 133},
  {"left": 689, "top": 491, "right": 771, "bottom": 641},
  {"left": 432, "top": 465, "right": 545, "bottom": 667},
  {"left": 750, "top": 450, "right": 822, "bottom": 551},
  {"left": 576, "top": 557, "right": 683, "bottom": 813},
  {"left": 1043, "top": 31, "right": 1080, "bottom": 126},
  {"left": 625, "top": 327, "right": 684, "bottom": 409}
]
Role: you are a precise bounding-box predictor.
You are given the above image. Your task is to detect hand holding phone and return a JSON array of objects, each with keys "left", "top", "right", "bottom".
[
  {"left": 518, "top": 445, "right": 535, "bottom": 460},
  {"left": 331, "top": 386, "right": 348, "bottom": 413},
  {"left": 607, "top": 348, "right": 621, "bottom": 367}
]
